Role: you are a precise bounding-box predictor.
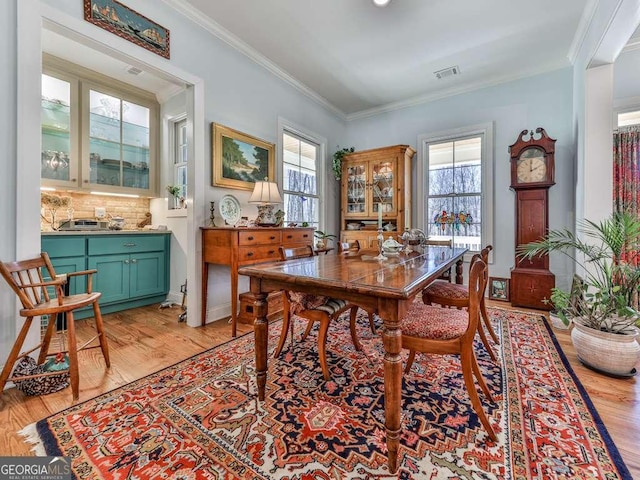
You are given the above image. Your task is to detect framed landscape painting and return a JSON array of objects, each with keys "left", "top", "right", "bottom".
[
  {"left": 212, "top": 123, "right": 275, "bottom": 191},
  {"left": 84, "top": 0, "right": 170, "bottom": 59}
]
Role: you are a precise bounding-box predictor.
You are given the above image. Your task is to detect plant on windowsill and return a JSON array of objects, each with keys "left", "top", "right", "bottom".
[
  {"left": 332, "top": 146, "right": 355, "bottom": 181},
  {"left": 314, "top": 230, "right": 337, "bottom": 249},
  {"left": 166, "top": 185, "right": 181, "bottom": 209},
  {"left": 517, "top": 211, "right": 640, "bottom": 377}
]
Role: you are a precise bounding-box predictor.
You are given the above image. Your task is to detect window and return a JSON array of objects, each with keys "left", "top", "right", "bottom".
[
  {"left": 418, "top": 123, "right": 494, "bottom": 254},
  {"left": 617, "top": 110, "right": 640, "bottom": 127},
  {"left": 41, "top": 56, "right": 159, "bottom": 195},
  {"left": 173, "top": 117, "right": 188, "bottom": 199},
  {"left": 282, "top": 131, "right": 320, "bottom": 229}
]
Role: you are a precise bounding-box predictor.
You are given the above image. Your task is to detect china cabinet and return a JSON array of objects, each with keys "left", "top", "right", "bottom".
[{"left": 340, "top": 145, "right": 415, "bottom": 247}]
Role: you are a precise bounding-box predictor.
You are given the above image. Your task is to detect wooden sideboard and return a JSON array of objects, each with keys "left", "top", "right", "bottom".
[{"left": 201, "top": 227, "right": 314, "bottom": 336}]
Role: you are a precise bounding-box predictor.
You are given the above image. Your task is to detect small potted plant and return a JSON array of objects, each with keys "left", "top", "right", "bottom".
[
  {"left": 332, "top": 146, "right": 355, "bottom": 181},
  {"left": 314, "top": 230, "right": 337, "bottom": 249},
  {"left": 166, "top": 185, "right": 181, "bottom": 209},
  {"left": 545, "top": 287, "right": 571, "bottom": 330}
]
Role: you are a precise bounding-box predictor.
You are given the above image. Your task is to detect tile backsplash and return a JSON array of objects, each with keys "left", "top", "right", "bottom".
[{"left": 41, "top": 191, "right": 151, "bottom": 231}]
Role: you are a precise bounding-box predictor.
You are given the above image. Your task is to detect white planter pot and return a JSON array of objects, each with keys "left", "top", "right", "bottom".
[{"left": 571, "top": 318, "right": 640, "bottom": 377}]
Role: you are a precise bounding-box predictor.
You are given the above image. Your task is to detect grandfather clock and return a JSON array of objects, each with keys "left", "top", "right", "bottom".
[{"left": 509, "top": 128, "right": 555, "bottom": 310}]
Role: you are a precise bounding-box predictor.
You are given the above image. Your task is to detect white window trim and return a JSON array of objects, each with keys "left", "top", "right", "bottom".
[
  {"left": 416, "top": 122, "right": 494, "bottom": 263},
  {"left": 277, "top": 117, "right": 327, "bottom": 230},
  {"left": 166, "top": 113, "right": 187, "bottom": 218}
]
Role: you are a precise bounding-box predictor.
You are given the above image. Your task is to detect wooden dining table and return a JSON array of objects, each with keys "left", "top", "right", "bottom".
[{"left": 238, "top": 245, "right": 468, "bottom": 473}]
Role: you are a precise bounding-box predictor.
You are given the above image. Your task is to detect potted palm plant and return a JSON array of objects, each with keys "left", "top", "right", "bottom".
[{"left": 518, "top": 211, "right": 640, "bottom": 377}]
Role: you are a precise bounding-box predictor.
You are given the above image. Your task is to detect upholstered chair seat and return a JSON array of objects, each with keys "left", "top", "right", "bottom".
[{"left": 402, "top": 303, "right": 469, "bottom": 340}]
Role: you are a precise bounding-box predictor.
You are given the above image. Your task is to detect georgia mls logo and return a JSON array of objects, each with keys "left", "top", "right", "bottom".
[{"left": 0, "top": 456, "right": 71, "bottom": 479}]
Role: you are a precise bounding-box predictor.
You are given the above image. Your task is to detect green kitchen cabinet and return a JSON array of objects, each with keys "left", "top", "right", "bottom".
[
  {"left": 41, "top": 232, "right": 170, "bottom": 318},
  {"left": 42, "top": 235, "right": 87, "bottom": 295},
  {"left": 88, "top": 251, "right": 166, "bottom": 305}
]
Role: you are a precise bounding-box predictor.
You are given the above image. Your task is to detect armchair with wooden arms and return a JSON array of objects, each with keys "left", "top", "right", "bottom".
[
  {"left": 0, "top": 252, "right": 110, "bottom": 400},
  {"left": 273, "top": 245, "right": 363, "bottom": 380}
]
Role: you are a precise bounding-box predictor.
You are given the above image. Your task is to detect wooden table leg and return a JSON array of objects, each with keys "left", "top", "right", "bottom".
[
  {"left": 456, "top": 258, "right": 464, "bottom": 284},
  {"left": 382, "top": 310, "right": 402, "bottom": 473},
  {"left": 231, "top": 266, "right": 238, "bottom": 337},
  {"left": 201, "top": 262, "right": 209, "bottom": 326},
  {"left": 253, "top": 281, "right": 268, "bottom": 401}
]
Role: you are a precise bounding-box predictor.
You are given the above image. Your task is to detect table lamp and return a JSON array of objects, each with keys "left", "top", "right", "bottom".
[{"left": 249, "top": 179, "right": 283, "bottom": 226}]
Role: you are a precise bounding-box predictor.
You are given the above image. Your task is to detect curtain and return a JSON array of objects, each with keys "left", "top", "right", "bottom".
[
  {"left": 613, "top": 126, "right": 640, "bottom": 221},
  {"left": 613, "top": 126, "right": 640, "bottom": 309}
]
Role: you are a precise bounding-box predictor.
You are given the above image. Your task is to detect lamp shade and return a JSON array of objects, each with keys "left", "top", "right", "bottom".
[{"left": 249, "top": 181, "right": 283, "bottom": 204}]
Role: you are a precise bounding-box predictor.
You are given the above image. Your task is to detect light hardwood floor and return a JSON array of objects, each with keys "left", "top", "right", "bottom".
[{"left": 0, "top": 302, "right": 638, "bottom": 478}]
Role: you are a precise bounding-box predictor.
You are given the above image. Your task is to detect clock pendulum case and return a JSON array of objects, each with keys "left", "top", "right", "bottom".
[{"left": 509, "top": 127, "right": 556, "bottom": 310}]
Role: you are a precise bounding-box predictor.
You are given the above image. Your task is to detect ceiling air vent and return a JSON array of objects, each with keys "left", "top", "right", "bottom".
[
  {"left": 126, "top": 66, "right": 143, "bottom": 76},
  {"left": 434, "top": 65, "right": 461, "bottom": 80}
]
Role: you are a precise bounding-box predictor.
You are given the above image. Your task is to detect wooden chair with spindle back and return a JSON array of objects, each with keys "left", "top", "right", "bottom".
[
  {"left": 0, "top": 252, "right": 110, "bottom": 400},
  {"left": 274, "top": 245, "right": 363, "bottom": 380}
]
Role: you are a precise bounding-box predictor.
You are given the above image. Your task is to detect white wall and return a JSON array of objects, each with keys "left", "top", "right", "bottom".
[
  {"left": 346, "top": 68, "right": 576, "bottom": 289},
  {"left": 0, "top": 1, "right": 17, "bottom": 357},
  {"left": 614, "top": 47, "right": 640, "bottom": 103},
  {"left": 151, "top": 90, "right": 188, "bottom": 305}
]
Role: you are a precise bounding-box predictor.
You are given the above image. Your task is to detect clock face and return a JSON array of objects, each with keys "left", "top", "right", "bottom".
[{"left": 516, "top": 148, "right": 547, "bottom": 183}]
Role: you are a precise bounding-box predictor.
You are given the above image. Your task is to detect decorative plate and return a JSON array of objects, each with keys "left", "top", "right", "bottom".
[{"left": 219, "top": 194, "right": 241, "bottom": 226}]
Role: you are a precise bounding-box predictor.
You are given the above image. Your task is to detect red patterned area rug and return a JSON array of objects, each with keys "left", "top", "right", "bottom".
[{"left": 22, "top": 307, "right": 632, "bottom": 479}]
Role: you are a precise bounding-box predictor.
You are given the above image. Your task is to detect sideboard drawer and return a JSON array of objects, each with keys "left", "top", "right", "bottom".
[
  {"left": 283, "top": 229, "right": 314, "bottom": 244},
  {"left": 88, "top": 235, "right": 166, "bottom": 255},
  {"left": 238, "top": 230, "right": 282, "bottom": 246},
  {"left": 238, "top": 245, "right": 281, "bottom": 263}
]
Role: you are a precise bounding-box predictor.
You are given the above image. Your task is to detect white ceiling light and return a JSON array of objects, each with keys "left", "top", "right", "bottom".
[{"left": 373, "top": 0, "right": 391, "bottom": 7}]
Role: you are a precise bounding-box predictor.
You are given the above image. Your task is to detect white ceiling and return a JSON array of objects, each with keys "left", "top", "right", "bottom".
[
  {"left": 174, "top": 0, "right": 590, "bottom": 117},
  {"left": 44, "top": 0, "right": 591, "bottom": 117}
]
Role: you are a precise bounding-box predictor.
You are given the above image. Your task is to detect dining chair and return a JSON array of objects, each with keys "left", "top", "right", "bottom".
[
  {"left": 0, "top": 252, "right": 110, "bottom": 400},
  {"left": 424, "top": 238, "right": 454, "bottom": 281},
  {"left": 337, "top": 239, "right": 361, "bottom": 254},
  {"left": 402, "top": 256, "right": 497, "bottom": 440},
  {"left": 421, "top": 245, "right": 499, "bottom": 361},
  {"left": 274, "top": 245, "right": 362, "bottom": 380},
  {"left": 337, "top": 239, "right": 376, "bottom": 333}
]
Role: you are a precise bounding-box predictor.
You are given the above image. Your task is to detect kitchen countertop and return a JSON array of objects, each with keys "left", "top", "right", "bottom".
[{"left": 41, "top": 229, "right": 171, "bottom": 236}]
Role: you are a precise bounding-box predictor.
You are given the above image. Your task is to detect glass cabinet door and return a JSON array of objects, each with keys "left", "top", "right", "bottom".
[
  {"left": 88, "top": 90, "right": 150, "bottom": 190},
  {"left": 370, "top": 159, "right": 397, "bottom": 217},
  {"left": 344, "top": 162, "right": 367, "bottom": 216},
  {"left": 41, "top": 74, "right": 78, "bottom": 186}
]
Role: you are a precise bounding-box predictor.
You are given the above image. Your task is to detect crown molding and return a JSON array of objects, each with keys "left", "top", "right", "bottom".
[
  {"left": 156, "top": 83, "right": 185, "bottom": 103},
  {"left": 567, "top": 0, "right": 598, "bottom": 65},
  {"left": 346, "top": 64, "right": 572, "bottom": 121},
  {"left": 159, "top": 0, "right": 347, "bottom": 119}
]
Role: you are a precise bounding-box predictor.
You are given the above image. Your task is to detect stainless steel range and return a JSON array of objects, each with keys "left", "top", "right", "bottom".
[{"left": 57, "top": 219, "right": 109, "bottom": 231}]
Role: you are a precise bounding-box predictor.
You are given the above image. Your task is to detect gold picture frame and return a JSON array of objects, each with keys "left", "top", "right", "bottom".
[{"left": 212, "top": 123, "right": 275, "bottom": 191}]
